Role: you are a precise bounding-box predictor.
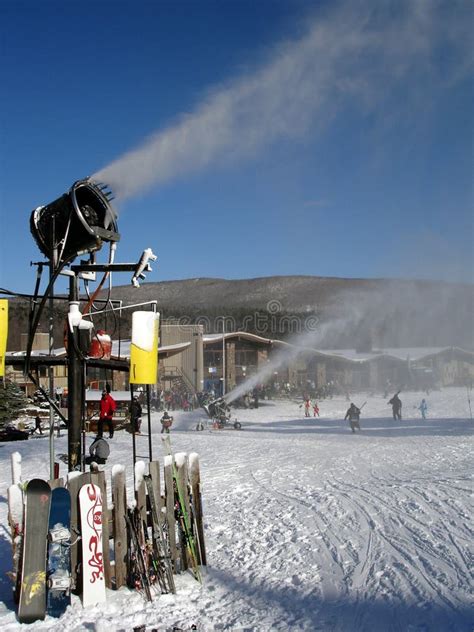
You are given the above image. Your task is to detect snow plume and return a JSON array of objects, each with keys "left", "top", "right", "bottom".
[
  {"left": 225, "top": 317, "right": 350, "bottom": 404},
  {"left": 322, "top": 280, "right": 474, "bottom": 350},
  {"left": 93, "top": 1, "right": 472, "bottom": 201}
]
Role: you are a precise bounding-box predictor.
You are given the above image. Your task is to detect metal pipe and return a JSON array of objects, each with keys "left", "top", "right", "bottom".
[
  {"left": 83, "top": 299, "right": 158, "bottom": 316},
  {"left": 48, "top": 255, "right": 55, "bottom": 479},
  {"left": 67, "top": 273, "right": 83, "bottom": 471},
  {"left": 147, "top": 384, "right": 152, "bottom": 462}
]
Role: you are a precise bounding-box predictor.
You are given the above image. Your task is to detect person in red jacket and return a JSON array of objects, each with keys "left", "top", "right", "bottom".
[{"left": 98, "top": 389, "right": 116, "bottom": 438}]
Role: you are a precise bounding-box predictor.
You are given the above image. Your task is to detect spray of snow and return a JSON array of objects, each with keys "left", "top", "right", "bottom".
[
  {"left": 93, "top": 1, "right": 472, "bottom": 202},
  {"left": 226, "top": 317, "right": 349, "bottom": 403}
]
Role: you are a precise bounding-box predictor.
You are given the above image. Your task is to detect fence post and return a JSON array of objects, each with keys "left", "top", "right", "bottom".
[{"left": 111, "top": 465, "right": 127, "bottom": 589}]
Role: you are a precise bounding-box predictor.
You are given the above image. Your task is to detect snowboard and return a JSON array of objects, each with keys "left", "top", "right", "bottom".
[
  {"left": 47, "top": 487, "right": 71, "bottom": 617},
  {"left": 17, "top": 479, "right": 51, "bottom": 624},
  {"left": 79, "top": 483, "right": 106, "bottom": 606}
]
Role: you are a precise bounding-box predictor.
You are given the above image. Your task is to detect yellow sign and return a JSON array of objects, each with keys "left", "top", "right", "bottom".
[
  {"left": 0, "top": 300, "right": 8, "bottom": 377},
  {"left": 129, "top": 311, "right": 159, "bottom": 385}
]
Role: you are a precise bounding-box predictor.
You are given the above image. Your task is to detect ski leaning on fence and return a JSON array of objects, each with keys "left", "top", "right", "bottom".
[
  {"left": 125, "top": 508, "right": 153, "bottom": 602},
  {"left": 144, "top": 473, "right": 176, "bottom": 594},
  {"left": 161, "top": 436, "right": 202, "bottom": 583},
  {"left": 17, "top": 479, "right": 52, "bottom": 624},
  {"left": 47, "top": 486, "right": 72, "bottom": 617},
  {"left": 79, "top": 483, "right": 106, "bottom": 607}
]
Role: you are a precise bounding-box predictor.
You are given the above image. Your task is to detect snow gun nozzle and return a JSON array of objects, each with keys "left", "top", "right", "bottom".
[{"left": 30, "top": 178, "right": 120, "bottom": 265}]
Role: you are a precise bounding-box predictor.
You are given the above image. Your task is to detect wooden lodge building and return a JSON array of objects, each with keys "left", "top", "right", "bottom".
[{"left": 5, "top": 327, "right": 474, "bottom": 398}]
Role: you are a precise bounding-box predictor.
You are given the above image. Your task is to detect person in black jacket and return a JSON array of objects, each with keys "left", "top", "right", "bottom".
[
  {"left": 129, "top": 396, "right": 142, "bottom": 434},
  {"left": 388, "top": 392, "right": 402, "bottom": 420},
  {"left": 344, "top": 403, "right": 361, "bottom": 433}
]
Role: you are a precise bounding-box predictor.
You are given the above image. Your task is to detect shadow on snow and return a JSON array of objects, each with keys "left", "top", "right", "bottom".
[{"left": 205, "top": 565, "right": 473, "bottom": 632}]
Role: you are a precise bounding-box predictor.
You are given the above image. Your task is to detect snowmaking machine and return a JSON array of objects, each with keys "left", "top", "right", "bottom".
[{"left": 200, "top": 396, "right": 242, "bottom": 430}]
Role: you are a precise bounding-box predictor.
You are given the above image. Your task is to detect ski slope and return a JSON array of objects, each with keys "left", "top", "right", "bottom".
[{"left": 0, "top": 388, "right": 472, "bottom": 631}]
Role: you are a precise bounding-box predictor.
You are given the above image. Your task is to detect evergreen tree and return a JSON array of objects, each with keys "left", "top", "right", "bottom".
[{"left": 0, "top": 380, "right": 28, "bottom": 428}]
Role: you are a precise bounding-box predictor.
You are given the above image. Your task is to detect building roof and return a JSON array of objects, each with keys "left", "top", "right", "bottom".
[
  {"left": 202, "top": 332, "right": 474, "bottom": 365},
  {"left": 316, "top": 346, "right": 474, "bottom": 364},
  {"left": 203, "top": 332, "right": 274, "bottom": 346},
  {"left": 7, "top": 339, "right": 190, "bottom": 359},
  {"left": 85, "top": 390, "right": 134, "bottom": 402}
]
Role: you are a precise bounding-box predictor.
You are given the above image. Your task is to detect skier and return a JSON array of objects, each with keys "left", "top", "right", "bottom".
[
  {"left": 388, "top": 392, "right": 402, "bottom": 420},
  {"left": 85, "top": 436, "right": 110, "bottom": 465},
  {"left": 129, "top": 395, "right": 142, "bottom": 434},
  {"left": 160, "top": 411, "right": 173, "bottom": 434},
  {"left": 344, "top": 403, "right": 361, "bottom": 433},
  {"left": 304, "top": 397, "right": 311, "bottom": 418},
  {"left": 418, "top": 398, "right": 428, "bottom": 420},
  {"left": 313, "top": 402, "right": 320, "bottom": 417},
  {"left": 98, "top": 389, "right": 116, "bottom": 438}
]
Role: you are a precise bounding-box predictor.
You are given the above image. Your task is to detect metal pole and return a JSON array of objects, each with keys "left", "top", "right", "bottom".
[
  {"left": 222, "top": 330, "right": 226, "bottom": 396},
  {"left": 147, "top": 384, "right": 152, "bottom": 462},
  {"left": 67, "top": 273, "right": 82, "bottom": 471},
  {"left": 48, "top": 258, "right": 55, "bottom": 479},
  {"left": 81, "top": 361, "right": 87, "bottom": 472},
  {"left": 130, "top": 383, "right": 136, "bottom": 470}
]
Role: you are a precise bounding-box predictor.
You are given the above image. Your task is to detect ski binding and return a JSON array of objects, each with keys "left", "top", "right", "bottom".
[{"left": 48, "top": 526, "right": 71, "bottom": 543}]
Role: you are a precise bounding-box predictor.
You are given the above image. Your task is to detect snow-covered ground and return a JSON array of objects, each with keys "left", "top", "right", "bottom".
[{"left": 0, "top": 388, "right": 472, "bottom": 631}]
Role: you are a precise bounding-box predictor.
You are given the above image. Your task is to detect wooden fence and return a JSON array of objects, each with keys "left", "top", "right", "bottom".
[{"left": 7, "top": 451, "right": 206, "bottom": 600}]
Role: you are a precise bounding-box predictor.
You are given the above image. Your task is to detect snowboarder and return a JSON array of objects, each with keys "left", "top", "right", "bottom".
[
  {"left": 418, "top": 398, "right": 428, "bottom": 420},
  {"left": 98, "top": 389, "right": 116, "bottom": 438},
  {"left": 85, "top": 436, "right": 110, "bottom": 465},
  {"left": 304, "top": 397, "right": 311, "bottom": 418},
  {"left": 313, "top": 402, "right": 320, "bottom": 417},
  {"left": 344, "top": 403, "right": 361, "bottom": 433},
  {"left": 388, "top": 392, "right": 402, "bottom": 420},
  {"left": 160, "top": 411, "right": 173, "bottom": 434},
  {"left": 129, "top": 395, "right": 142, "bottom": 434}
]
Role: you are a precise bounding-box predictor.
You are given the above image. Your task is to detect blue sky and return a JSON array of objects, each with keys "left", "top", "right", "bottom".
[{"left": 0, "top": 0, "right": 472, "bottom": 295}]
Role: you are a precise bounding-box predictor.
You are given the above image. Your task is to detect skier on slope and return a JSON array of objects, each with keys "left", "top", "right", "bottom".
[
  {"left": 160, "top": 411, "right": 173, "bottom": 434},
  {"left": 303, "top": 397, "right": 312, "bottom": 418},
  {"left": 418, "top": 398, "right": 428, "bottom": 420},
  {"left": 344, "top": 403, "right": 361, "bottom": 433},
  {"left": 313, "top": 402, "right": 320, "bottom": 417},
  {"left": 388, "top": 392, "right": 402, "bottom": 420}
]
